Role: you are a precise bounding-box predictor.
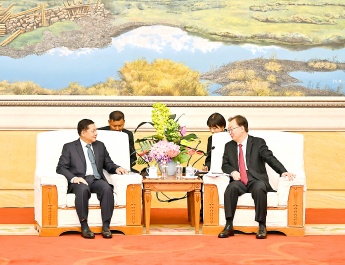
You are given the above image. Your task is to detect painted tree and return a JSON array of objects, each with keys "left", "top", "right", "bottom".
[{"left": 119, "top": 58, "right": 208, "bottom": 96}]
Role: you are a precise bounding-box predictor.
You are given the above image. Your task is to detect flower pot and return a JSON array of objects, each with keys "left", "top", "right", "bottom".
[{"left": 159, "top": 161, "right": 177, "bottom": 176}]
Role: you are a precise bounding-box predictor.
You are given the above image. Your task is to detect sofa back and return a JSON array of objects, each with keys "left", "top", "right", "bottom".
[
  {"left": 35, "top": 130, "right": 131, "bottom": 179},
  {"left": 210, "top": 130, "right": 305, "bottom": 190}
]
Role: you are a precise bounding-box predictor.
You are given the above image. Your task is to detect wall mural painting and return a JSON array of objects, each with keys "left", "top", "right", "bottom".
[{"left": 0, "top": 0, "right": 344, "bottom": 96}]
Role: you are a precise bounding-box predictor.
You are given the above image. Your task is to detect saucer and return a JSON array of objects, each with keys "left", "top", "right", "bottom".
[
  {"left": 146, "top": 176, "right": 161, "bottom": 179},
  {"left": 182, "top": 176, "right": 198, "bottom": 179}
]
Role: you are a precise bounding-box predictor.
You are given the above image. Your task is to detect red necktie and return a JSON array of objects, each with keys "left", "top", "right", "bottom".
[{"left": 238, "top": 144, "right": 248, "bottom": 185}]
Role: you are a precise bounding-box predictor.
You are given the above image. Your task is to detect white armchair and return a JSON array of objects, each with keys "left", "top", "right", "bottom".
[
  {"left": 34, "top": 130, "right": 143, "bottom": 236},
  {"left": 203, "top": 131, "right": 306, "bottom": 236}
]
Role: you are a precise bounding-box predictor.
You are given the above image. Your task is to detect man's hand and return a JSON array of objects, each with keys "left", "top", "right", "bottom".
[
  {"left": 281, "top": 172, "right": 296, "bottom": 181},
  {"left": 116, "top": 167, "right": 128, "bottom": 175},
  {"left": 231, "top": 171, "right": 241, "bottom": 181},
  {"left": 73, "top": 177, "right": 88, "bottom": 185}
]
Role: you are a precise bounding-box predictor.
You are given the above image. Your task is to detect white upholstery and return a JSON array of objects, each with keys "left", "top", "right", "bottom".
[
  {"left": 203, "top": 131, "right": 306, "bottom": 228},
  {"left": 34, "top": 130, "right": 142, "bottom": 228},
  {"left": 209, "top": 132, "right": 232, "bottom": 173}
]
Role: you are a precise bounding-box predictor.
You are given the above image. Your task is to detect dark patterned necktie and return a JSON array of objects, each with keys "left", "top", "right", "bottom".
[
  {"left": 86, "top": 144, "right": 101, "bottom": 179},
  {"left": 238, "top": 144, "right": 248, "bottom": 185}
]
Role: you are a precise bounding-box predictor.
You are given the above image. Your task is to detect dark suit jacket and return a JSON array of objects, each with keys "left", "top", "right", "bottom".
[
  {"left": 98, "top": 126, "right": 136, "bottom": 170},
  {"left": 56, "top": 139, "right": 119, "bottom": 188},
  {"left": 204, "top": 135, "right": 212, "bottom": 169},
  {"left": 222, "top": 135, "right": 287, "bottom": 191}
]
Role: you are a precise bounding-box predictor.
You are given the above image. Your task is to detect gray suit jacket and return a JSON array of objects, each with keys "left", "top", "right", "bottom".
[
  {"left": 56, "top": 139, "right": 120, "bottom": 186},
  {"left": 222, "top": 135, "right": 287, "bottom": 191}
]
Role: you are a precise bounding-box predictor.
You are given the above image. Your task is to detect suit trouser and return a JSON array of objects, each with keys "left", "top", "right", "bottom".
[
  {"left": 70, "top": 175, "right": 114, "bottom": 224},
  {"left": 223, "top": 177, "right": 268, "bottom": 223}
]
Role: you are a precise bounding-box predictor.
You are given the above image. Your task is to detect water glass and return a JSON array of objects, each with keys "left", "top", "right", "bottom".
[
  {"left": 175, "top": 163, "right": 182, "bottom": 180},
  {"left": 161, "top": 163, "right": 168, "bottom": 179}
]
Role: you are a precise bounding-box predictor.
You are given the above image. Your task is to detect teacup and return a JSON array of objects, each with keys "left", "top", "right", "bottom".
[
  {"left": 146, "top": 166, "right": 158, "bottom": 178},
  {"left": 185, "top": 166, "right": 197, "bottom": 178}
]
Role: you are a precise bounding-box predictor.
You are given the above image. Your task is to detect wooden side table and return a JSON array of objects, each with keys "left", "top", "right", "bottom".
[{"left": 142, "top": 176, "right": 203, "bottom": 234}]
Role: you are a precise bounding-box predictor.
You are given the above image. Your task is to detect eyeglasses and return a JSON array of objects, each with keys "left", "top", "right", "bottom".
[
  {"left": 228, "top": 127, "right": 240, "bottom": 133},
  {"left": 87, "top": 129, "right": 97, "bottom": 134}
]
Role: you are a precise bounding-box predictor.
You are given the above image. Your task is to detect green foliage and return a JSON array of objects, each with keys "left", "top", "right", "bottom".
[
  {"left": 9, "top": 21, "right": 79, "bottom": 49},
  {"left": 119, "top": 58, "right": 208, "bottom": 96},
  {"left": 135, "top": 102, "right": 201, "bottom": 165}
]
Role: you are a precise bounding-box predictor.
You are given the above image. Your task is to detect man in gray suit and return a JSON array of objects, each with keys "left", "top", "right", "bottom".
[
  {"left": 218, "top": 115, "right": 295, "bottom": 239},
  {"left": 57, "top": 119, "right": 128, "bottom": 239}
]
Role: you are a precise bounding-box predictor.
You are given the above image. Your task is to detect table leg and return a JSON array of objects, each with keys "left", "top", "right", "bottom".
[
  {"left": 187, "top": 192, "right": 191, "bottom": 222},
  {"left": 193, "top": 189, "right": 201, "bottom": 234},
  {"left": 144, "top": 189, "right": 152, "bottom": 234}
]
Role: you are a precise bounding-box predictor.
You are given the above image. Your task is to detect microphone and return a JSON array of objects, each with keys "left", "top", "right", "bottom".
[
  {"left": 191, "top": 146, "right": 215, "bottom": 167},
  {"left": 185, "top": 140, "right": 203, "bottom": 166}
]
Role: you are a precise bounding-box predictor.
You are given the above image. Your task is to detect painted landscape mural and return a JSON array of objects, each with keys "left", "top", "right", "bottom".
[{"left": 0, "top": 0, "right": 344, "bottom": 96}]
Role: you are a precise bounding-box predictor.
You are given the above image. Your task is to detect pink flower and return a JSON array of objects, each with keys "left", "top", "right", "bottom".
[
  {"left": 180, "top": 126, "right": 187, "bottom": 136},
  {"left": 147, "top": 140, "right": 181, "bottom": 164},
  {"left": 187, "top": 148, "right": 196, "bottom": 156},
  {"left": 138, "top": 150, "right": 148, "bottom": 156},
  {"left": 167, "top": 149, "right": 179, "bottom": 158}
]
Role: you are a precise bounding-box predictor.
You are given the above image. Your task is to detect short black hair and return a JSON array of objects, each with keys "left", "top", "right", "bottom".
[
  {"left": 229, "top": 115, "right": 248, "bottom": 132},
  {"left": 207, "top": 113, "right": 226, "bottom": 128},
  {"left": 109, "top": 111, "right": 124, "bottom": 121},
  {"left": 77, "top": 119, "right": 94, "bottom": 135}
]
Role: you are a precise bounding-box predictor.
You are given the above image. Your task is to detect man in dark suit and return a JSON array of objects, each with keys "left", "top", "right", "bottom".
[
  {"left": 99, "top": 110, "right": 138, "bottom": 173},
  {"left": 56, "top": 119, "right": 128, "bottom": 239},
  {"left": 218, "top": 115, "right": 295, "bottom": 239}
]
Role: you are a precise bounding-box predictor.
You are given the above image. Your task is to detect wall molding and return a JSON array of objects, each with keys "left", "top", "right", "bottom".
[
  {"left": 1, "top": 95, "right": 345, "bottom": 107},
  {"left": 1, "top": 96, "right": 345, "bottom": 131}
]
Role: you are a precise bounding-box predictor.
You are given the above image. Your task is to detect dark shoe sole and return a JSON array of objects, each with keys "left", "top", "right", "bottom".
[
  {"left": 102, "top": 230, "right": 113, "bottom": 239},
  {"left": 218, "top": 230, "right": 234, "bottom": 238},
  {"left": 81, "top": 234, "right": 95, "bottom": 239}
]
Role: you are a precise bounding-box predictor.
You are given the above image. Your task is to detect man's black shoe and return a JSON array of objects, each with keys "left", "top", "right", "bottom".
[
  {"left": 218, "top": 224, "right": 234, "bottom": 238},
  {"left": 256, "top": 224, "right": 267, "bottom": 239},
  {"left": 81, "top": 228, "right": 95, "bottom": 239},
  {"left": 101, "top": 228, "right": 112, "bottom": 239}
]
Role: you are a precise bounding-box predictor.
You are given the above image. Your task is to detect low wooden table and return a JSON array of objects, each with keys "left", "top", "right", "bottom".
[{"left": 142, "top": 176, "right": 203, "bottom": 234}]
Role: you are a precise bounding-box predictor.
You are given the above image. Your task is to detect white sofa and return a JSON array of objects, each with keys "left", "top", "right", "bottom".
[
  {"left": 34, "top": 130, "right": 143, "bottom": 236},
  {"left": 202, "top": 131, "right": 306, "bottom": 236}
]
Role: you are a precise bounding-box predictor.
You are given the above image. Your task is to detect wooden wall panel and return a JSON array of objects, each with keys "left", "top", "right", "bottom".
[
  {"left": 302, "top": 132, "right": 345, "bottom": 190},
  {"left": 0, "top": 131, "right": 38, "bottom": 190},
  {"left": 0, "top": 190, "right": 34, "bottom": 207},
  {"left": 306, "top": 191, "right": 345, "bottom": 209}
]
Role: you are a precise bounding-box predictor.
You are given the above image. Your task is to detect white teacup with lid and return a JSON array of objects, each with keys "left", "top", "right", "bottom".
[{"left": 146, "top": 165, "right": 158, "bottom": 178}]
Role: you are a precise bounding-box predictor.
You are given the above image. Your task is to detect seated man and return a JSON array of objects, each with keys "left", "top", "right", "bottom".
[
  {"left": 99, "top": 110, "right": 138, "bottom": 173},
  {"left": 218, "top": 115, "right": 295, "bottom": 239},
  {"left": 56, "top": 119, "right": 128, "bottom": 239}
]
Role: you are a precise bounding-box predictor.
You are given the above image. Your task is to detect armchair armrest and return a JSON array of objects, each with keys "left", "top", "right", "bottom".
[
  {"left": 203, "top": 174, "right": 230, "bottom": 206},
  {"left": 35, "top": 173, "right": 68, "bottom": 208},
  {"left": 110, "top": 173, "right": 143, "bottom": 206},
  {"left": 277, "top": 173, "right": 306, "bottom": 206}
]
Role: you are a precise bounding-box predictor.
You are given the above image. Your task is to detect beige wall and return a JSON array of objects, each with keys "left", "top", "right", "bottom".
[{"left": 1, "top": 130, "right": 344, "bottom": 209}]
